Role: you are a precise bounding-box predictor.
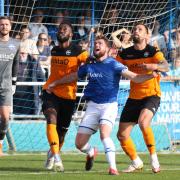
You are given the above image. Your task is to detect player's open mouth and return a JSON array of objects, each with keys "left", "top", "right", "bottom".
[{"left": 95, "top": 48, "right": 100, "bottom": 52}]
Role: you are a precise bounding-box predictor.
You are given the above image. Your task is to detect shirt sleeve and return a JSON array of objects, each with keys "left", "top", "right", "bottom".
[
  {"left": 77, "top": 50, "right": 89, "bottom": 64},
  {"left": 12, "top": 49, "right": 19, "bottom": 78},
  {"left": 78, "top": 64, "right": 87, "bottom": 79},
  {"left": 153, "top": 50, "right": 166, "bottom": 63},
  {"left": 116, "top": 55, "right": 123, "bottom": 63},
  {"left": 114, "top": 60, "right": 128, "bottom": 74}
]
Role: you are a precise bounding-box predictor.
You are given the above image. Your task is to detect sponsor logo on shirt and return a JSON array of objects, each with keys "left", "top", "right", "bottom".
[
  {"left": 0, "top": 53, "right": 14, "bottom": 61},
  {"left": 52, "top": 58, "right": 69, "bottom": 65},
  {"left": 89, "top": 72, "right": 103, "bottom": 78}
]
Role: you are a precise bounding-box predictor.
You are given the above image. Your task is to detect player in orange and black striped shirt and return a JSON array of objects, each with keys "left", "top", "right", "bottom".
[
  {"left": 116, "top": 23, "right": 169, "bottom": 173},
  {"left": 41, "top": 21, "right": 88, "bottom": 171}
]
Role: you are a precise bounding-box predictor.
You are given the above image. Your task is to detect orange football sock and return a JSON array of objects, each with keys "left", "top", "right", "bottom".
[
  {"left": 0, "top": 143, "right": 3, "bottom": 156},
  {"left": 120, "top": 137, "right": 137, "bottom": 160},
  {"left": 47, "top": 124, "right": 59, "bottom": 154},
  {"left": 142, "top": 127, "right": 156, "bottom": 155}
]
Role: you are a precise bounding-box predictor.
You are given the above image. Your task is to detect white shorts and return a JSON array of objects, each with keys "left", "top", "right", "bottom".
[{"left": 77, "top": 101, "right": 118, "bottom": 135}]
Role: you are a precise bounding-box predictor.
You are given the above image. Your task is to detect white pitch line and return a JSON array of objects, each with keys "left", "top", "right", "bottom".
[
  {"left": 1, "top": 168, "right": 180, "bottom": 176},
  {"left": 0, "top": 171, "right": 99, "bottom": 176},
  {"left": 145, "top": 168, "right": 180, "bottom": 171}
]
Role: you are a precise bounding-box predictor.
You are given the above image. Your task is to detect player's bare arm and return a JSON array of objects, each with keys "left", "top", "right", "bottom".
[
  {"left": 139, "top": 60, "right": 169, "bottom": 72},
  {"left": 47, "top": 72, "right": 78, "bottom": 93},
  {"left": 111, "top": 28, "right": 131, "bottom": 48},
  {"left": 122, "top": 70, "right": 158, "bottom": 83}
]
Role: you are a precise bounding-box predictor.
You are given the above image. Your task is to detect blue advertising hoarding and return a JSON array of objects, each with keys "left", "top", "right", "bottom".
[{"left": 154, "top": 82, "right": 180, "bottom": 141}]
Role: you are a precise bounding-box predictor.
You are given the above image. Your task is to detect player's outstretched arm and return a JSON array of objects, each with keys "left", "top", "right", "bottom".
[
  {"left": 138, "top": 60, "right": 169, "bottom": 72},
  {"left": 122, "top": 70, "right": 158, "bottom": 83},
  {"left": 47, "top": 72, "right": 78, "bottom": 93}
]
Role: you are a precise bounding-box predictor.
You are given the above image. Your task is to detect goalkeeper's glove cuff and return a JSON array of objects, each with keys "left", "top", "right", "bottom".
[
  {"left": 12, "top": 77, "right": 17, "bottom": 85},
  {"left": 12, "top": 77, "right": 17, "bottom": 95}
]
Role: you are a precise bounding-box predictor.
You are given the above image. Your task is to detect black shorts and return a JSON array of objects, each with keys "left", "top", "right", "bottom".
[
  {"left": 120, "top": 95, "right": 160, "bottom": 123},
  {"left": 41, "top": 90, "right": 76, "bottom": 129}
]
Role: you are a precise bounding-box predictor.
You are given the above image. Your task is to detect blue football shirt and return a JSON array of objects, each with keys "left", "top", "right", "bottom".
[{"left": 78, "top": 56, "right": 128, "bottom": 103}]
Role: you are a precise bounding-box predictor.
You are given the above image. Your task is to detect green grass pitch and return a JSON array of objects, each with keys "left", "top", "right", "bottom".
[{"left": 0, "top": 153, "right": 180, "bottom": 180}]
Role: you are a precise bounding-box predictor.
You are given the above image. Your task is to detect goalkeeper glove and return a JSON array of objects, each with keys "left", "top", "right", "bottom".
[{"left": 12, "top": 77, "right": 17, "bottom": 95}]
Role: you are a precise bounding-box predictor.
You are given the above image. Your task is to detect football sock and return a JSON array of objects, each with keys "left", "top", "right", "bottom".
[
  {"left": 120, "top": 137, "right": 137, "bottom": 160},
  {"left": 47, "top": 124, "right": 59, "bottom": 154},
  {"left": 54, "top": 153, "right": 61, "bottom": 162},
  {"left": 102, "top": 137, "right": 117, "bottom": 170},
  {"left": 80, "top": 143, "right": 94, "bottom": 156},
  {"left": 0, "top": 143, "right": 3, "bottom": 155},
  {"left": 142, "top": 127, "right": 156, "bottom": 155},
  {"left": 0, "top": 142, "right": 2, "bottom": 149}
]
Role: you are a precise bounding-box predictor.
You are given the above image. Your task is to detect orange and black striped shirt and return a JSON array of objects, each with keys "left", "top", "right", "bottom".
[
  {"left": 117, "top": 44, "right": 166, "bottom": 99},
  {"left": 43, "top": 43, "right": 88, "bottom": 100}
]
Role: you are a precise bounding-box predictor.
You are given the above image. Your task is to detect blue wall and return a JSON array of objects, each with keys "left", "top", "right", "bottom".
[{"left": 3, "top": 121, "right": 170, "bottom": 152}]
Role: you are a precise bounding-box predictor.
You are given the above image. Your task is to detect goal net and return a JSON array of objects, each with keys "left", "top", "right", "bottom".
[
  {"left": 1, "top": 0, "right": 179, "bottom": 153},
  {"left": 99, "top": 1, "right": 174, "bottom": 35}
]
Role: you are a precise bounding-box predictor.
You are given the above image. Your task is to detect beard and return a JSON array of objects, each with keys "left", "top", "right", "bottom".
[
  {"left": 0, "top": 30, "right": 10, "bottom": 37},
  {"left": 133, "top": 36, "right": 141, "bottom": 44},
  {"left": 93, "top": 51, "right": 105, "bottom": 59},
  {"left": 57, "top": 34, "right": 70, "bottom": 43}
]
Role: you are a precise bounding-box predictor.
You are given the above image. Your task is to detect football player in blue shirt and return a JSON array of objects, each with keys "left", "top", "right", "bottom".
[{"left": 75, "top": 35, "right": 158, "bottom": 175}]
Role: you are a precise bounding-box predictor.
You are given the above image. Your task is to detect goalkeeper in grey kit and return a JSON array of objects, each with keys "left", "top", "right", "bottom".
[{"left": 0, "top": 16, "right": 19, "bottom": 155}]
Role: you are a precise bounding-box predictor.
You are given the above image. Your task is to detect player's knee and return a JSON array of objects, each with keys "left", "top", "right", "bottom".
[
  {"left": 47, "top": 118, "right": 56, "bottom": 124},
  {"left": 75, "top": 134, "right": 84, "bottom": 150},
  {"left": 116, "top": 130, "right": 121, "bottom": 141},
  {"left": 0, "top": 113, "right": 10, "bottom": 122},
  {"left": 100, "top": 131, "right": 108, "bottom": 141},
  {"left": 46, "top": 117, "right": 57, "bottom": 124},
  {"left": 117, "top": 131, "right": 127, "bottom": 142},
  {"left": 44, "top": 109, "right": 57, "bottom": 124},
  {"left": 139, "top": 122, "right": 150, "bottom": 131},
  {"left": 75, "top": 138, "right": 82, "bottom": 150}
]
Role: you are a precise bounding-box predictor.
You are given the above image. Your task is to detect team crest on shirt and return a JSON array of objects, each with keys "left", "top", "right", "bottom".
[
  {"left": 144, "top": 51, "right": 149, "bottom": 57},
  {"left": 66, "top": 50, "right": 71, "bottom": 55}
]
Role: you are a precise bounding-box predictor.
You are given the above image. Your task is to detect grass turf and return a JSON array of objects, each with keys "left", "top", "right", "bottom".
[{"left": 0, "top": 153, "right": 180, "bottom": 180}]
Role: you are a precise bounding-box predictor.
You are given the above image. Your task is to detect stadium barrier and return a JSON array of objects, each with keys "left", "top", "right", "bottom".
[{"left": 3, "top": 81, "right": 179, "bottom": 153}]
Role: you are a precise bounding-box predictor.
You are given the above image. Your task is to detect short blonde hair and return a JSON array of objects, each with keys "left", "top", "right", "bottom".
[{"left": 95, "top": 35, "right": 111, "bottom": 48}]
